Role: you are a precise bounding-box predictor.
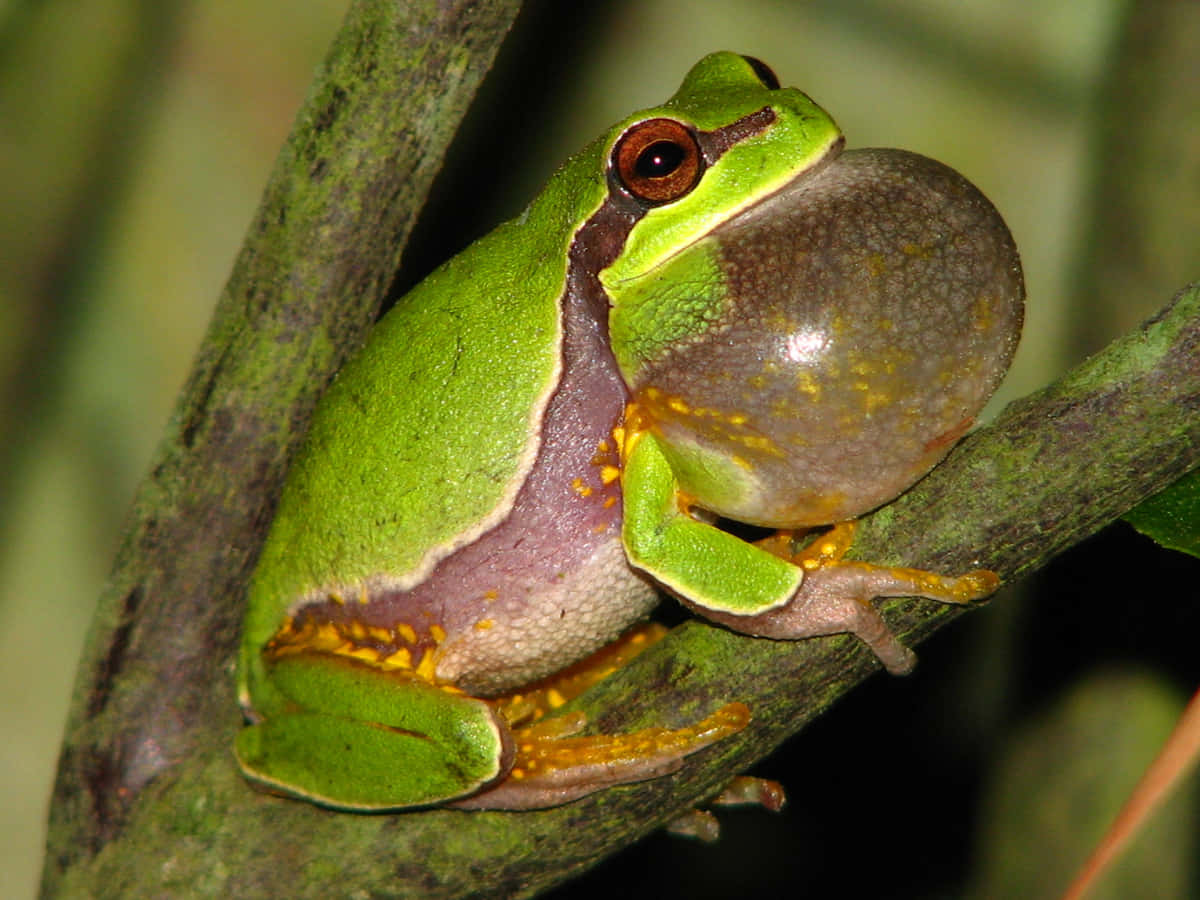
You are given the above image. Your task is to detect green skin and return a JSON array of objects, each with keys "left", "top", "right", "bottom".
[{"left": 236, "top": 52, "right": 1023, "bottom": 811}]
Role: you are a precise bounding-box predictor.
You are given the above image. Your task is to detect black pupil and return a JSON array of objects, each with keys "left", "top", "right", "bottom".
[{"left": 635, "top": 141, "right": 685, "bottom": 179}]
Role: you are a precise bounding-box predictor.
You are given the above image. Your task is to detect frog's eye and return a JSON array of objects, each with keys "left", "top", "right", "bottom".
[
  {"left": 612, "top": 118, "right": 704, "bottom": 205},
  {"left": 741, "top": 56, "right": 780, "bottom": 90}
]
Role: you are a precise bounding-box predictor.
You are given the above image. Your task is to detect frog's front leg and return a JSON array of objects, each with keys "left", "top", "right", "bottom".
[
  {"left": 699, "top": 543, "right": 997, "bottom": 675},
  {"left": 621, "top": 427, "right": 998, "bottom": 675}
]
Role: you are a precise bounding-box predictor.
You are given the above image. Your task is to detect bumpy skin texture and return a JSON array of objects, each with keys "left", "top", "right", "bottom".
[
  {"left": 236, "top": 54, "right": 845, "bottom": 810},
  {"left": 279, "top": 260, "right": 657, "bottom": 697},
  {"left": 238, "top": 54, "right": 842, "bottom": 718},
  {"left": 236, "top": 52, "right": 1024, "bottom": 812},
  {"left": 626, "top": 147, "right": 1024, "bottom": 526}
]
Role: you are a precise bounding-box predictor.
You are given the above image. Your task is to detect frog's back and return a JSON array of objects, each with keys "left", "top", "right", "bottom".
[{"left": 251, "top": 214, "right": 571, "bottom": 618}]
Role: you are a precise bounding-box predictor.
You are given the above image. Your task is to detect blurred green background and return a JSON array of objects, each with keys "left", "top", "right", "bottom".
[{"left": 2, "top": 0, "right": 1197, "bottom": 897}]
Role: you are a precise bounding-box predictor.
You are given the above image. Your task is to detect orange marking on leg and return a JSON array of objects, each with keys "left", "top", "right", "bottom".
[
  {"left": 492, "top": 623, "right": 670, "bottom": 727},
  {"left": 508, "top": 702, "right": 750, "bottom": 781}
]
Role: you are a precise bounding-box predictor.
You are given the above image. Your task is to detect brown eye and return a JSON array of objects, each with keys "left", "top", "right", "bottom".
[{"left": 612, "top": 118, "right": 703, "bottom": 205}]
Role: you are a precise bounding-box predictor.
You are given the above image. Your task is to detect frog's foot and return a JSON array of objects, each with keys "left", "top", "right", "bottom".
[
  {"left": 451, "top": 702, "right": 750, "bottom": 810},
  {"left": 665, "top": 809, "right": 722, "bottom": 841},
  {"left": 709, "top": 774, "right": 787, "bottom": 811},
  {"left": 665, "top": 776, "right": 787, "bottom": 841},
  {"left": 493, "top": 623, "right": 669, "bottom": 727},
  {"left": 712, "top": 523, "right": 999, "bottom": 675}
]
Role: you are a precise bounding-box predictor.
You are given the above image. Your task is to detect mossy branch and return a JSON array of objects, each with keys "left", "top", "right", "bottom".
[{"left": 40, "top": 2, "right": 1200, "bottom": 897}]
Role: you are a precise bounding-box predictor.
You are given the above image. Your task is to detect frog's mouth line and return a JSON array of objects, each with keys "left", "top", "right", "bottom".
[
  {"left": 720, "top": 131, "right": 846, "bottom": 227},
  {"left": 601, "top": 131, "right": 846, "bottom": 290}
]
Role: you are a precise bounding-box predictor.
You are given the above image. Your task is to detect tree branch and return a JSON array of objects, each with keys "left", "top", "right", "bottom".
[
  {"left": 41, "top": 1, "right": 1200, "bottom": 895},
  {"left": 40, "top": 0, "right": 523, "bottom": 895}
]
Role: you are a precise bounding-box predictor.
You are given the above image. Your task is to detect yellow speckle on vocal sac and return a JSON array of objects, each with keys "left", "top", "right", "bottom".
[
  {"left": 794, "top": 371, "right": 821, "bottom": 400},
  {"left": 600, "top": 465, "right": 620, "bottom": 485},
  {"left": 739, "top": 433, "right": 782, "bottom": 455},
  {"left": 429, "top": 624, "right": 447, "bottom": 644},
  {"left": 864, "top": 391, "right": 893, "bottom": 414},
  {"left": 394, "top": 622, "right": 417, "bottom": 644},
  {"left": 571, "top": 477, "right": 593, "bottom": 498},
  {"left": 474, "top": 619, "right": 495, "bottom": 631}
]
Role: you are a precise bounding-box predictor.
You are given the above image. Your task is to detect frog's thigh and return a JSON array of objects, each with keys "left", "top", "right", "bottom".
[{"left": 236, "top": 652, "right": 510, "bottom": 811}]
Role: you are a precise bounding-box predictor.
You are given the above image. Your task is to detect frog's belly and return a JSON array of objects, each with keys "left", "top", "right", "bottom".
[
  {"left": 425, "top": 272, "right": 662, "bottom": 693},
  {"left": 433, "top": 534, "right": 659, "bottom": 695},
  {"left": 385, "top": 302, "right": 657, "bottom": 694},
  {"left": 299, "top": 471, "right": 659, "bottom": 697},
  {"left": 293, "top": 274, "right": 659, "bottom": 695}
]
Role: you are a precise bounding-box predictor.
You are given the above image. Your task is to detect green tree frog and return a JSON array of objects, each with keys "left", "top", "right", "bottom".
[{"left": 236, "top": 52, "right": 1024, "bottom": 811}]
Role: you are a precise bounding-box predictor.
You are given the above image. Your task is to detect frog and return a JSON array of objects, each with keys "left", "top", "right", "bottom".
[{"left": 235, "top": 51, "right": 1024, "bottom": 812}]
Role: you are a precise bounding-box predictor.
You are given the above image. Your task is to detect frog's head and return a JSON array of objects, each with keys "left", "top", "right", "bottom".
[
  {"left": 602, "top": 53, "right": 1023, "bottom": 529},
  {"left": 599, "top": 52, "right": 843, "bottom": 289}
]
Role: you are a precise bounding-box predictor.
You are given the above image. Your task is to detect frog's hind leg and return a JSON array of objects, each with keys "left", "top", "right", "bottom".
[
  {"left": 492, "top": 622, "right": 670, "bottom": 727},
  {"left": 235, "top": 651, "right": 515, "bottom": 811},
  {"left": 455, "top": 623, "right": 749, "bottom": 810},
  {"left": 452, "top": 701, "right": 749, "bottom": 810}
]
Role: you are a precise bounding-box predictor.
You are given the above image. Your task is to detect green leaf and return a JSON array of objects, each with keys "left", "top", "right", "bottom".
[{"left": 1125, "top": 468, "right": 1200, "bottom": 559}]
